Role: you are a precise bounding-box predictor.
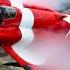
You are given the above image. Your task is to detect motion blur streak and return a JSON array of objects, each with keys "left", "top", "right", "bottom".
[
  {"left": 23, "top": 0, "right": 70, "bottom": 11},
  {"left": 10, "top": 0, "right": 70, "bottom": 11}
]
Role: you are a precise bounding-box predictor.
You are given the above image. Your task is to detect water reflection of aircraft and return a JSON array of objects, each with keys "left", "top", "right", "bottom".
[{"left": 0, "top": 0, "right": 70, "bottom": 70}]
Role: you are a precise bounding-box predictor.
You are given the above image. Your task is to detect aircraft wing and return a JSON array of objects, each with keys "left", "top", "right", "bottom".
[
  {"left": 2, "top": 44, "right": 29, "bottom": 66},
  {"left": 2, "top": 28, "right": 34, "bottom": 66}
]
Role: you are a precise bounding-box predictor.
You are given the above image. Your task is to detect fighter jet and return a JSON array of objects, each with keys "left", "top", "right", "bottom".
[{"left": 0, "top": 0, "right": 70, "bottom": 70}]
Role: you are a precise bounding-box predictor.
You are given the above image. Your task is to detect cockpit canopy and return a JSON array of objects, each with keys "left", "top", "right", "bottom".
[{"left": 0, "top": 6, "right": 16, "bottom": 20}]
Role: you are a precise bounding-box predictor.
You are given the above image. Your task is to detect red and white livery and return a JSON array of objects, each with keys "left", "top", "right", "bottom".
[{"left": 0, "top": 0, "right": 70, "bottom": 70}]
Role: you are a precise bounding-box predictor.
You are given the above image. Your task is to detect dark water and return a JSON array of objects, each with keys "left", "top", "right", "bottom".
[{"left": 0, "top": 48, "right": 24, "bottom": 70}]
